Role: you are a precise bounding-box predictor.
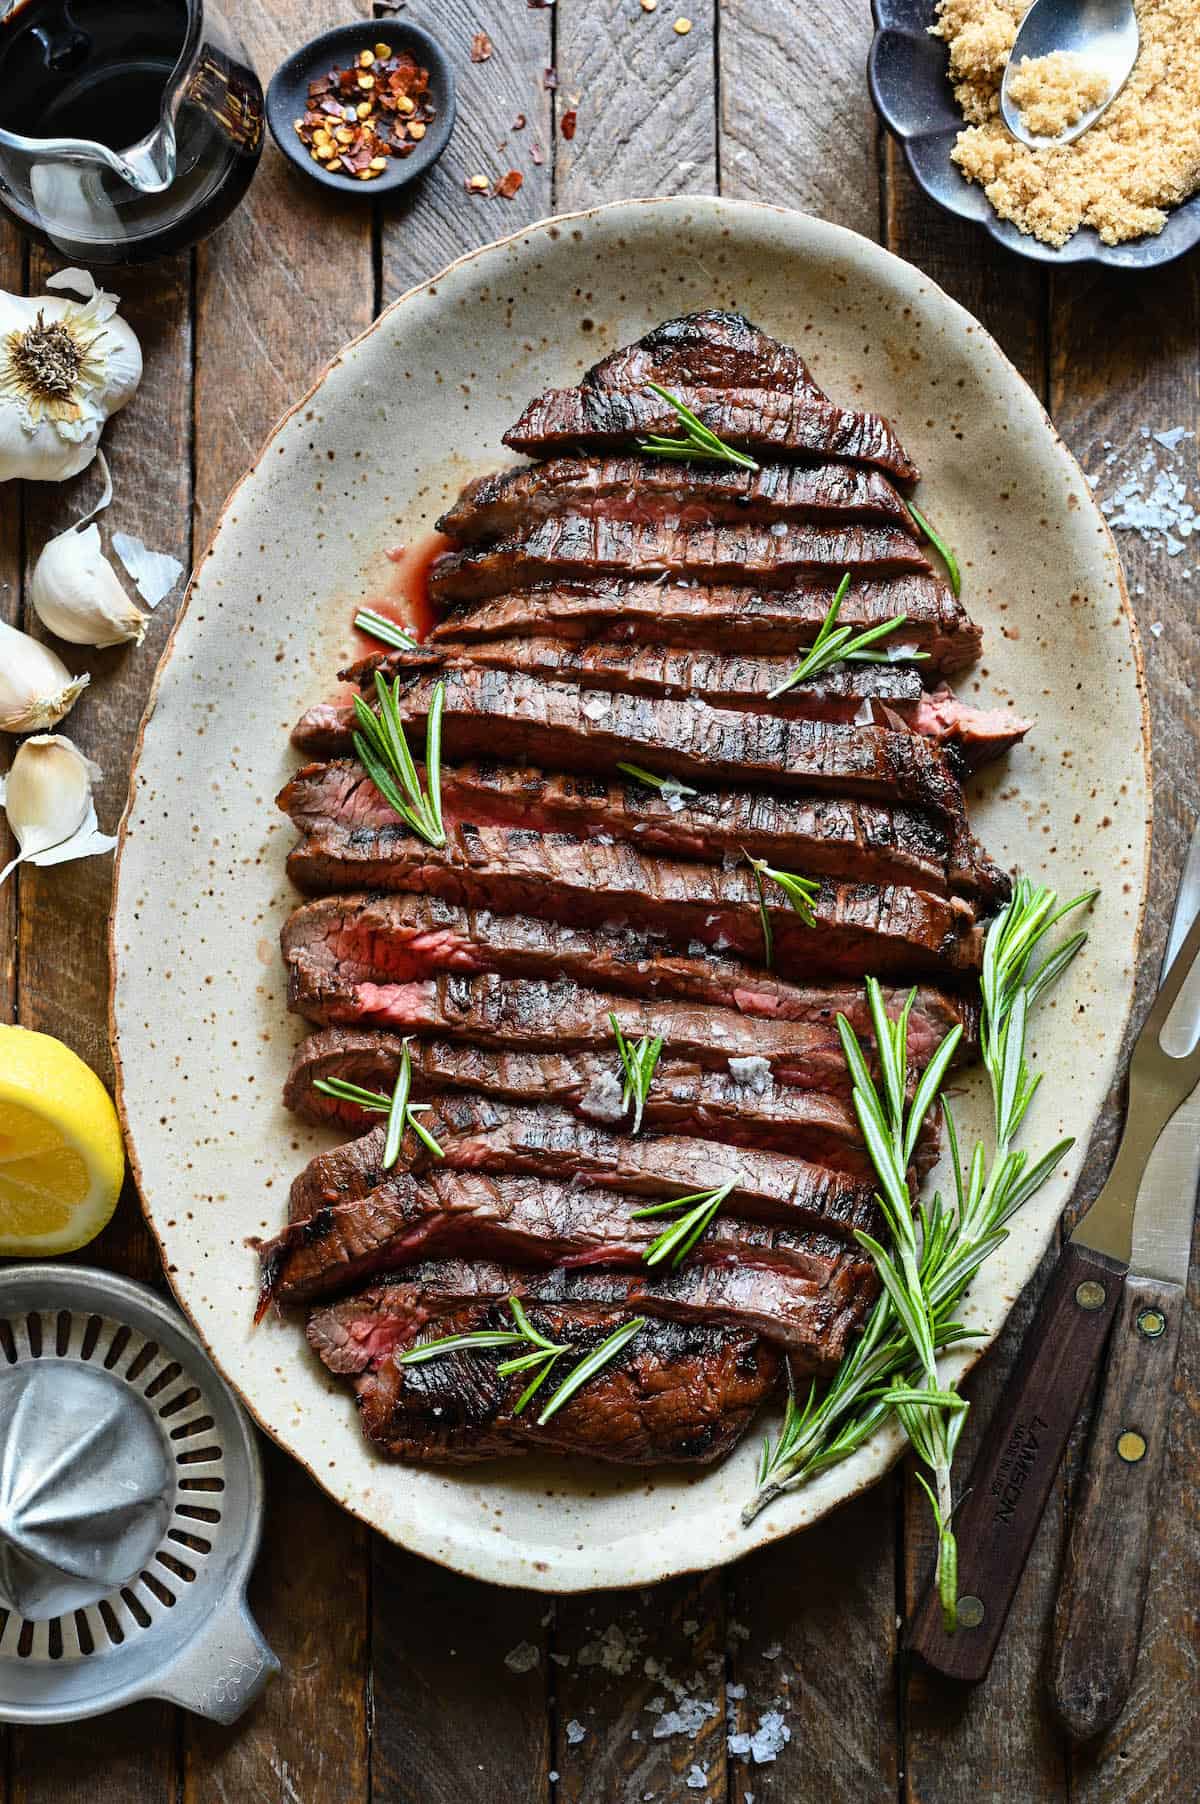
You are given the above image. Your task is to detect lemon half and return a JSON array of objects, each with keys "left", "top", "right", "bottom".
[{"left": 0, "top": 1025, "right": 124, "bottom": 1255}]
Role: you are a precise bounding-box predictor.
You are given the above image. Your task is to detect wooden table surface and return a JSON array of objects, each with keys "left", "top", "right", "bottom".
[{"left": 2, "top": 2, "right": 1198, "bottom": 1798}]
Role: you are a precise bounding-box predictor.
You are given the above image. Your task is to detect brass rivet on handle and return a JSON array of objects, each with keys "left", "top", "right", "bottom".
[
  {"left": 956, "top": 1595, "right": 985, "bottom": 1629},
  {"left": 1136, "top": 1308, "right": 1166, "bottom": 1339},
  {"left": 1075, "top": 1280, "right": 1107, "bottom": 1311},
  {"left": 1116, "top": 1430, "right": 1147, "bottom": 1463}
]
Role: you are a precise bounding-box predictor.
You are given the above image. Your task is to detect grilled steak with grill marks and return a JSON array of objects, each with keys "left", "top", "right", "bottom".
[
  {"left": 285, "top": 1028, "right": 890, "bottom": 1168},
  {"left": 279, "top": 759, "right": 1007, "bottom": 901},
  {"left": 428, "top": 575, "right": 981, "bottom": 670},
  {"left": 504, "top": 311, "right": 919, "bottom": 482},
  {"left": 341, "top": 1295, "right": 784, "bottom": 1464},
  {"left": 437, "top": 453, "right": 918, "bottom": 543},
  {"left": 429, "top": 516, "right": 930, "bottom": 607},
  {"left": 280, "top": 892, "right": 979, "bottom": 1045}
]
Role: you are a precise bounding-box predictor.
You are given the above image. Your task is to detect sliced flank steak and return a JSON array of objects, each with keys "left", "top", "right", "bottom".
[
  {"left": 284, "top": 812, "right": 983, "bottom": 980},
  {"left": 436, "top": 453, "right": 918, "bottom": 544},
  {"left": 428, "top": 516, "right": 930, "bottom": 607},
  {"left": 335, "top": 1292, "right": 785, "bottom": 1465},
  {"left": 428, "top": 575, "right": 981, "bottom": 672},
  {"left": 504, "top": 311, "right": 919, "bottom": 483},
  {"left": 280, "top": 892, "right": 980, "bottom": 1048},
  {"left": 307, "top": 1259, "right": 863, "bottom": 1384},
  {"left": 279, "top": 758, "right": 1008, "bottom": 901},
  {"left": 299, "top": 667, "right": 975, "bottom": 824},
  {"left": 285, "top": 1028, "right": 889, "bottom": 1170}
]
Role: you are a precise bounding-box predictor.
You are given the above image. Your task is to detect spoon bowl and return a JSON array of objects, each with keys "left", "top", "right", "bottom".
[{"left": 1000, "top": 0, "right": 1139, "bottom": 148}]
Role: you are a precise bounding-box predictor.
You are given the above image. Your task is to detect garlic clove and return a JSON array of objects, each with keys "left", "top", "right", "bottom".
[
  {"left": 32, "top": 520, "right": 149, "bottom": 648},
  {"left": 0, "top": 734, "right": 114, "bottom": 889},
  {"left": 0, "top": 618, "right": 90, "bottom": 731}
]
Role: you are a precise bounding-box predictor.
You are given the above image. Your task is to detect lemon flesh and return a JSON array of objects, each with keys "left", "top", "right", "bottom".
[{"left": 0, "top": 1026, "right": 124, "bottom": 1255}]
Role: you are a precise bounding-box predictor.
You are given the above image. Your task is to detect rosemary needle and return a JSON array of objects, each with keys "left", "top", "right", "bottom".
[
  {"left": 616, "top": 761, "right": 698, "bottom": 803},
  {"left": 907, "top": 503, "right": 961, "bottom": 599},
  {"left": 352, "top": 672, "right": 446, "bottom": 848},
  {"left": 768, "top": 573, "right": 926, "bottom": 699},
  {"left": 746, "top": 855, "right": 821, "bottom": 969},
  {"left": 537, "top": 1317, "right": 647, "bottom": 1425},
  {"left": 354, "top": 607, "right": 418, "bottom": 651},
  {"left": 609, "top": 1010, "right": 664, "bottom": 1134},
  {"left": 633, "top": 1179, "right": 738, "bottom": 1267},
  {"left": 312, "top": 1041, "right": 444, "bottom": 1167}
]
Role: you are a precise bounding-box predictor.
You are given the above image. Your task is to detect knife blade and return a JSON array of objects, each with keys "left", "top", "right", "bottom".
[
  {"left": 907, "top": 829, "right": 1200, "bottom": 1684},
  {"left": 1048, "top": 832, "right": 1200, "bottom": 1739}
]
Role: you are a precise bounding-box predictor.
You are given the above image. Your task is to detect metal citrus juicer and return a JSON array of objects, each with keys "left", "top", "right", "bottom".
[{"left": 0, "top": 1264, "right": 277, "bottom": 1723}]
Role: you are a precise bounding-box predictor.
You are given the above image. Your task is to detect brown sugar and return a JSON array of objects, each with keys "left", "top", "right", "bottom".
[
  {"left": 931, "top": 0, "right": 1200, "bottom": 247},
  {"left": 1006, "top": 52, "right": 1111, "bottom": 137}
]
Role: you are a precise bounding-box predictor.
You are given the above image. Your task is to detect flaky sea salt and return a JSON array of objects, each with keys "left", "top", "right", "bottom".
[
  {"left": 578, "top": 1623, "right": 642, "bottom": 1674},
  {"left": 686, "top": 1766, "right": 708, "bottom": 1790},
  {"left": 653, "top": 1698, "right": 719, "bottom": 1739},
  {"left": 566, "top": 1719, "right": 587, "bottom": 1745},
  {"left": 578, "top": 1070, "right": 627, "bottom": 1125},
  {"left": 728, "top": 1055, "right": 771, "bottom": 1095}
]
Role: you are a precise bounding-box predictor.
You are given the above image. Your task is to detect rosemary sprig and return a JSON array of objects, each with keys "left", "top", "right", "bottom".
[
  {"left": 396, "top": 1298, "right": 647, "bottom": 1423},
  {"left": 767, "top": 573, "right": 928, "bottom": 699},
  {"left": 537, "top": 1316, "right": 647, "bottom": 1424},
  {"left": 616, "top": 761, "right": 698, "bottom": 804},
  {"left": 354, "top": 606, "right": 418, "bottom": 651},
  {"left": 609, "top": 1011, "right": 664, "bottom": 1135},
  {"left": 747, "top": 855, "right": 821, "bottom": 968},
  {"left": 353, "top": 672, "right": 446, "bottom": 848},
  {"left": 907, "top": 503, "right": 961, "bottom": 598},
  {"left": 312, "top": 1039, "right": 444, "bottom": 1167},
  {"left": 744, "top": 879, "right": 1097, "bottom": 1632},
  {"left": 639, "top": 381, "right": 760, "bottom": 471},
  {"left": 632, "top": 1178, "right": 738, "bottom": 1267}
]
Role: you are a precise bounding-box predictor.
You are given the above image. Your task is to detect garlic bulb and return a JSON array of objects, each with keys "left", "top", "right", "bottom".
[
  {"left": 0, "top": 734, "right": 115, "bottom": 889},
  {"left": 0, "top": 268, "right": 142, "bottom": 484},
  {"left": 0, "top": 619, "right": 89, "bottom": 731}
]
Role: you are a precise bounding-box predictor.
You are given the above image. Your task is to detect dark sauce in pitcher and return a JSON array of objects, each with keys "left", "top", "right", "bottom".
[
  {"left": 0, "top": 0, "right": 190, "bottom": 146},
  {"left": 0, "top": 0, "right": 263, "bottom": 264}
]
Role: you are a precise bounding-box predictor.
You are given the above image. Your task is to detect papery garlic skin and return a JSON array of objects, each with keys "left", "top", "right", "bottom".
[
  {"left": 0, "top": 733, "right": 114, "bottom": 889},
  {"left": 0, "top": 618, "right": 89, "bottom": 731},
  {"left": 0, "top": 269, "right": 142, "bottom": 484},
  {"left": 32, "top": 520, "right": 148, "bottom": 647}
]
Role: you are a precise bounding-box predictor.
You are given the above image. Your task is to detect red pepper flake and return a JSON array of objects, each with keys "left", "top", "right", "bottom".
[
  {"left": 512, "top": 112, "right": 527, "bottom": 130},
  {"left": 560, "top": 108, "right": 577, "bottom": 140},
  {"left": 292, "top": 44, "right": 437, "bottom": 180},
  {"left": 470, "top": 31, "right": 493, "bottom": 62},
  {"left": 543, "top": 66, "right": 558, "bottom": 89},
  {"left": 495, "top": 169, "right": 524, "bottom": 199}
]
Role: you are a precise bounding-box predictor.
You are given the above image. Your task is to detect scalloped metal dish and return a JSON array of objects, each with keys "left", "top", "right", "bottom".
[
  {"left": 869, "top": 0, "right": 1200, "bottom": 270},
  {"left": 110, "top": 196, "right": 1150, "bottom": 1591}
]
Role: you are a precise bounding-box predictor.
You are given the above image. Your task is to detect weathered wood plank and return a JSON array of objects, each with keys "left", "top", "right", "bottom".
[
  {"left": 184, "top": 7, "right": 374, "bottom": 1802},
  {"left": 555, "top": 0, "right": 717, "bottom": 205},
  {"left": 379, "top": 0, "right": 553, "bottom": 301},
  {"left": 10, "top": 1704, "right": 174, "bottom": 1804},
  {"left": 554, "top": 1578, "right": 726, "bottom": 1803},
  {"left": 719, "top": 0, "right": 878, "bottom": 237},
  {"left": 1048, "top": 261, "right": 1200, "bottom": 1804},
  {"left": 370, "top": 1543, "right": 551, "bottom": 1803},
  {"left": 728, "top": 1491, "right": 900, "bottom": 1802}
]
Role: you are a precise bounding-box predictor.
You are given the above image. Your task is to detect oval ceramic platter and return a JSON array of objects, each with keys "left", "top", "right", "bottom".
[{"left": 111, "top": 197, "right": 1149, "bottom": 1592}]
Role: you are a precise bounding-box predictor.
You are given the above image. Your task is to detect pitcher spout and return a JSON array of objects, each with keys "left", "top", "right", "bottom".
[{"left": 110, "top": 123, "right": 177, "bottom": 195}]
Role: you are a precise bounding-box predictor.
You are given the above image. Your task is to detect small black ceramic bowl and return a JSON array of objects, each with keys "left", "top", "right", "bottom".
[
  {"left": 868, "top": 0, "right": 1200, "bottom": 270},
  {"left": 266, "top": 20, "right": 456, "bottom": 196}
]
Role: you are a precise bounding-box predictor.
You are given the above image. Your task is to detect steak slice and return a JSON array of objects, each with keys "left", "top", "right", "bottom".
[
  {"left": 280, "top": 892, "right": 979, "bottom": 1046},
  {"left": 504, "top": 311, "right": 919, "bottom": 482},
  {"left": 428, "top": 517, "right": 930, "bottom": 606},
  {"left": 281, "top": 1100, "right": 892, "bottom": 1231},
  {"left": 338, "top": 1293, "right": 784, "bottom": 1465},
  {"left": 341, "top": 637, "right": 928, "bottom": 723},
  {"left": 285, "top": 1028, "right": 883, "bottom": 1168},
  {"left": 437, "top": 453, "right": 917, "bottom": 543},
  {"left": 429, "top": 575, "right": 981, "bottom": 672},
  {"left": 279, "top": 759, "right": 1007, "bottom": 901},
  {"left": 285, "top": 813, "right": 983, "bottom": 980},
  {"left": 257, "top": 1168, "right": 879, "bottom": 1333},
  {"left": 308, "top": 667, "right": 974, "bottom": 824}
]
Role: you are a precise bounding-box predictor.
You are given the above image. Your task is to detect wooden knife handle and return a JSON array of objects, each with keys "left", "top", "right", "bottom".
[
  {"left": 907, "top": 1240, "right": 1125, "bottom": 1683},
  {"left": 1050, "top": 1271, "right": 1186, "bottom": 1741}
]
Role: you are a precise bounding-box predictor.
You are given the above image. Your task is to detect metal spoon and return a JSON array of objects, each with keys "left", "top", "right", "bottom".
[{"left": 1000, "top": 0, "right": 1139, "bottom": 148}]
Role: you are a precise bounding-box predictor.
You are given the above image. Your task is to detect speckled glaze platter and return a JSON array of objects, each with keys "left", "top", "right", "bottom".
[{"left": 110, "top": 197, "right": 1150, "bottom": 1592}]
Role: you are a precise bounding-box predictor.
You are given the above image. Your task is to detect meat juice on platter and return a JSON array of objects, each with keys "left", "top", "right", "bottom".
[{"left": 265, "top": 311, "right": 1031, "bottom": 1469}]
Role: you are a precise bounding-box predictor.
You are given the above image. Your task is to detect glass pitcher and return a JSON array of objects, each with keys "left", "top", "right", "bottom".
[{"left": 0, "top": 0, "right": 263, "bottom": 264}]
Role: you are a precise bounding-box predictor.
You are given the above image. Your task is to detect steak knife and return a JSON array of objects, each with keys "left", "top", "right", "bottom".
[{"left": 907, "top": 829, "right": 1200, "bottom": 1687}]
